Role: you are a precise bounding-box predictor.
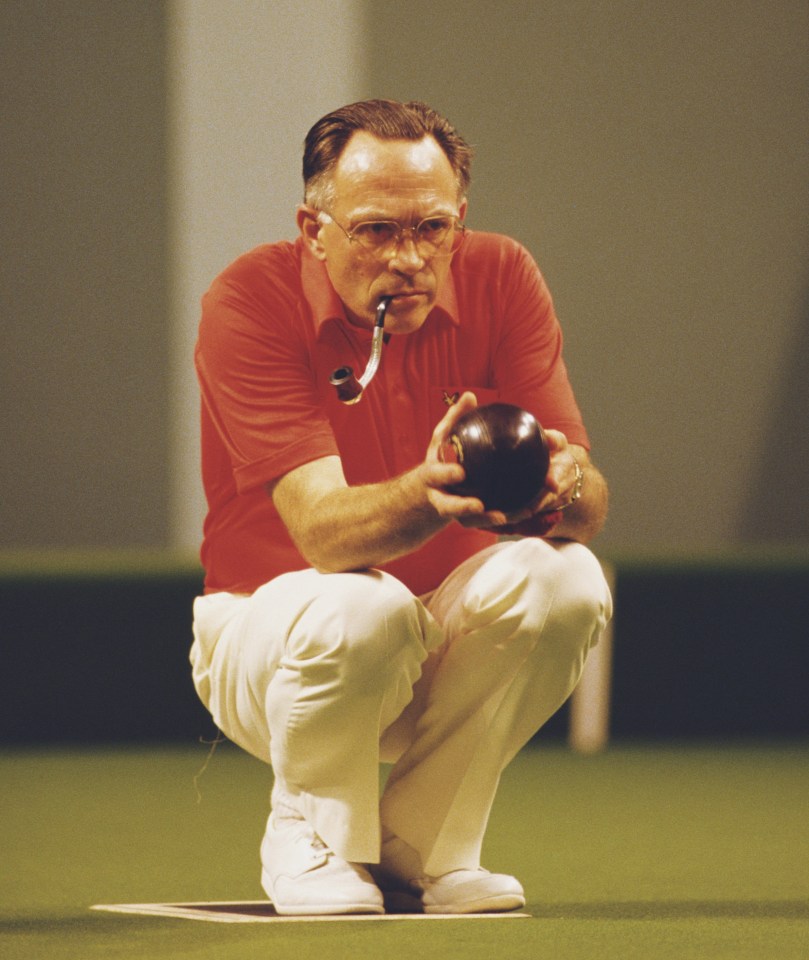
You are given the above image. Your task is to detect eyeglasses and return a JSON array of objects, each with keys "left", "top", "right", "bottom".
[{"left": 317, "top": 211, "right": 465, "bottom": 260}]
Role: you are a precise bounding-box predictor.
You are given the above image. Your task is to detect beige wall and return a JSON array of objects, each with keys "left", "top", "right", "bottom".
[
  {"left": 3, "top": 1, "right": 808, "bottom": 556},
  {"left": 1, "top": 1, "right": 170, "bottom": 548}
]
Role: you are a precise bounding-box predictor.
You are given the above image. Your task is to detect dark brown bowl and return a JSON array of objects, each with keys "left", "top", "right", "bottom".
[{"left": 440, "top": 403, "right": 550, "bottom": 513}]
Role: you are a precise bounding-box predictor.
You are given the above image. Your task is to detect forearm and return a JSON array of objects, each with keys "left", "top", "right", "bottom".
[
  {"left": 269, "top": 394, "right": 493, "bottom": 573},
  {"left": 268, "top": 454, "right": 464, "bottom": 573},
  {"left": 298, "top": 472, "right": 448, "bottom": 572}
]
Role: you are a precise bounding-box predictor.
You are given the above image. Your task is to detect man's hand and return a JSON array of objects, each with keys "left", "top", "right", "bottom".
[
  {"left": 489, "top": 430, "right": 608, "bottom": 543},
  {"left": 421, "top": 393, "right": 607, "bottom": 542},
  {"left": 420, "top": 392, "right": 517, "bottom": 528}
]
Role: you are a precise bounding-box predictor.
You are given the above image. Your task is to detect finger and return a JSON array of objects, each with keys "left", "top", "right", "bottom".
[
  {"left": 430, "top": 391, "right": 478, "bottom": 452},
  {"left": 543, "top": 448, "right": 573, "bottom": 496},
  {"left": 542, "top": 428, "right": 568, "bottom": 452},
  {"left": 428, "top": 488, "right": 486, "bottom": 520},
  {"left": 533, "top": 490, "right": 560, "bottom": 512},
  {"left": 423, "top": 460, "right": 466, "bottom": 489}
]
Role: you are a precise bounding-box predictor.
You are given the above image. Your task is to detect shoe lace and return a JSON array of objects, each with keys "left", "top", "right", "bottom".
[
  {"left": 310, "top": 833, "right": 328, "bottom": 852},
  {"left": 270, "top": 806, "right": 332, "bottom": 862}
]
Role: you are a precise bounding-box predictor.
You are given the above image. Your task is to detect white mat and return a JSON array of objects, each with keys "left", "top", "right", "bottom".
[{"left": 91, "top": 900, "right": 532, "bottom": 923}]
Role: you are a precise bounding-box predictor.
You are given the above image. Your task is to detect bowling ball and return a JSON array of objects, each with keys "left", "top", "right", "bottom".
[{"left": 440, "top": 403, "right": 550, "bottom": 513}]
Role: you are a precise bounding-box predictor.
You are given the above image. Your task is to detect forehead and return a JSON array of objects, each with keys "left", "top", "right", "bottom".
[{"left": 331, "top": 132, "right": 459, "bottom": 215}]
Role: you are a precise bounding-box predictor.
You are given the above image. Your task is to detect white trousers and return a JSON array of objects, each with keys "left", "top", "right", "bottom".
[{"left": 190, "top": 538, "right": 612, "bottom": 875}]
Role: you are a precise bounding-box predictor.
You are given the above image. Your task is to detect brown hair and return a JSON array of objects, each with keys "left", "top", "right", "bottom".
[{"left": 302, "top": 99, "right": 473, "bottom": 207}]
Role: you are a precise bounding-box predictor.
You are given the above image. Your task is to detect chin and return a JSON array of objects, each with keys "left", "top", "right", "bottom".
[
  {"left": 386, "top": 312, "right": 430, "bottom": 336},
  {"left": 385, "top": 301, "right": 433, "bottom": 335}
]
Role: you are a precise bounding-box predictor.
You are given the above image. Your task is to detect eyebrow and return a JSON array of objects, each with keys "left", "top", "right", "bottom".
[{"left": 345, "top": 206, "right": 459, "bottom": 224}]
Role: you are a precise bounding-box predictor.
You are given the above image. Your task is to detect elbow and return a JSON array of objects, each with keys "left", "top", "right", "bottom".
[
  {"left": 292, "top": 526, "right": 369, "bottom": 575},
  {"left": 291, "top": 530, "right": 333, "bottom": 573}
]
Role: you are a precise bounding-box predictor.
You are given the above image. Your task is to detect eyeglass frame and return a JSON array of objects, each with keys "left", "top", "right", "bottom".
[{"left": 315, "top": 209, "right": 466, "bottom": 260}]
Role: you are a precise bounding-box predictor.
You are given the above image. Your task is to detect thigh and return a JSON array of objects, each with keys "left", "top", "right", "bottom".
[
  {"left": 191, "top": 570, "right": 330, "bottom": 761},
  {"left": 192, "top": 568, "right": 439, "bottom": 763},
  {"left": 427, "top": 537, "right": 609, "bottom": 638}
]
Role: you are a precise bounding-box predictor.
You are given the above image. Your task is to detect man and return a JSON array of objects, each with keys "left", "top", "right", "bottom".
[{"left": 191, "top": 99, "right": 612, "bottom": 916}]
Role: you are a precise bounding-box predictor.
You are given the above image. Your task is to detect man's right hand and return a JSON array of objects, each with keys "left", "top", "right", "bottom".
[{"left": 420, "top": 391, "right": 515, "bottom": 529}]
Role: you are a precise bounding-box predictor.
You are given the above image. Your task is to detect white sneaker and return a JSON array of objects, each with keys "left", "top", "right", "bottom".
[
  {"left": 260, "top": 814, "right": 384, "bottom": 916},
  {"left": 415, "top": 868, "right": 526, "bottom": 914},
  {"left": 377, "top": 836, "right": 525, "bottom": 914}
]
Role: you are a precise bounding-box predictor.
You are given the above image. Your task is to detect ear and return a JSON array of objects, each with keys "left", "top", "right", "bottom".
[
  {"left": 458, "top": 197, "right": 468, "bottom": 222},
  {"left": 297, "top": 205, "right": 327, "bottom": 261}
]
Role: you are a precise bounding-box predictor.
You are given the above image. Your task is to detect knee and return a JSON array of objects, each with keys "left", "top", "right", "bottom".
[
  {"left": 536, "top": 542, "right": 613, "bottom": 654},
  {"left": 493, "top": 539, "right": 612, "bottom": 652},
  {"left": 285, "top": 571, "right": 434, "bottom": 689}
]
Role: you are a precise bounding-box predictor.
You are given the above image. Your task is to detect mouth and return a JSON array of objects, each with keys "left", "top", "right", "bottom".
[{"left": 385, "top": 291, "right": 429, "bottom": 305}]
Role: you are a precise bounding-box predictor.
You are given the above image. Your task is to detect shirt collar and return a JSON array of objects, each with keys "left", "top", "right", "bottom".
[
  {"left": 300, "top": 238, "right": 461, "bottom": 334},
  {"left": 300, "top": 240, "right": 348, "bottom": 332}
]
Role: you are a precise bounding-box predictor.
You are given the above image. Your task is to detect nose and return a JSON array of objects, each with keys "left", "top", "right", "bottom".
[{"left": 388, "top": 233, "right": 425, "bottom": 273}]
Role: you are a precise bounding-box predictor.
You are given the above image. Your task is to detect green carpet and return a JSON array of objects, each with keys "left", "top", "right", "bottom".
[{"left": 1, "top": 742, "right": 807, "bottom": 959}]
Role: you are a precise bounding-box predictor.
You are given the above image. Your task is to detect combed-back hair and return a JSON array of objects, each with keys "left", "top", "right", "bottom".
[{"left": 302, "top": 99, "right": 473, "bottom": 207}]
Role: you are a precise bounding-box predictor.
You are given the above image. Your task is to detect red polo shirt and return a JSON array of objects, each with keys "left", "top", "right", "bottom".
[{"left": 195, "top": 231, "right": 589, "bottom": 595}]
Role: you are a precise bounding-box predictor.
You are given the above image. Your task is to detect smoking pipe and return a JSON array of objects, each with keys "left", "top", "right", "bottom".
[{"left": 329, "top": 297, "right": 391, "bottom": 404}]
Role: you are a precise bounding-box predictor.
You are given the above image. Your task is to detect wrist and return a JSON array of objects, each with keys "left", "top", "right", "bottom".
[{"left": 557, "top": 456, "right": 584, "bottom": 511}]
